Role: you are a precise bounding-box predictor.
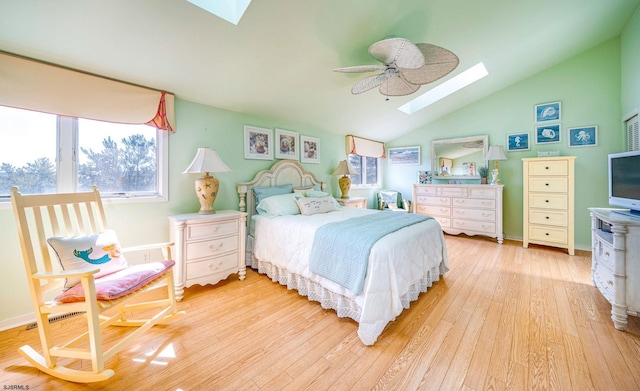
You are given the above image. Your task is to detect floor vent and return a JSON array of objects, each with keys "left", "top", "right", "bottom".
[{"left": 25, "top": 312, "right": 85, "bottom": 330}]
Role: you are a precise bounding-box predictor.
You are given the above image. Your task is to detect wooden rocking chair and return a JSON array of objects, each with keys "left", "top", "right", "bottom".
[{"left": 10, "top": 186, "right": 185, "bottom": 383}]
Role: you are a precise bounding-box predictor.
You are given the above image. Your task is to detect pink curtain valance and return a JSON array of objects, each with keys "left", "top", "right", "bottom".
[{"left": 0, "top": 52, "right": 176, "bottom": 132}]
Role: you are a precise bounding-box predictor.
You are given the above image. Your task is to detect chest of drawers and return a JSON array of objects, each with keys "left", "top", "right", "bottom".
[
  {"left": 589, "top": 208, "right": 640, "bottom": 330},
  {"left": 168, "top": 211, "right": 247, "bottom": 301},
  {"left": 413, "top": 184, "right": 504, "bottom": 243},
  {"left": 522, "top": 156, "right": 575, "bottom": 255}
]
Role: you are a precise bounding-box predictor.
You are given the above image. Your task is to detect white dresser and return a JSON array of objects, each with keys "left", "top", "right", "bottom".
[
  {"left": 522, "top": 156, "right": 576, "bottom": 255},
  {"left": 589, "top": 208, "right": 640, "bottom": 330},
  {"left": 168, "top": 211, "right": 247, "bottom": 301},
  {"left": 412, "top": 184, "right": 504, "bottom": 243}
]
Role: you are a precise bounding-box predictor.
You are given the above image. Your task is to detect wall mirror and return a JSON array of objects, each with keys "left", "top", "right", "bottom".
[{"left": 431, "top": 135, "right": 488, "bottom": 177}]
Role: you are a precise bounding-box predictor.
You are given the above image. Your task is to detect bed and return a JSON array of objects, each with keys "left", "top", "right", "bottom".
[{"left": 237, "top": 160, "right": 449, "bottom": 345}]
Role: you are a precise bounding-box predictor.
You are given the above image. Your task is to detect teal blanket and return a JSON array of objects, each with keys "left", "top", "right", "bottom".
[{"left": 309, "top": 212, "right": 430, "bottom": 295}]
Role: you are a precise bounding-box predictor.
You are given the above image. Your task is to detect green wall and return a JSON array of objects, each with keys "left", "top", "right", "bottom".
[{"left": 386, "top": 38, "right": 625, "bottom": 249}]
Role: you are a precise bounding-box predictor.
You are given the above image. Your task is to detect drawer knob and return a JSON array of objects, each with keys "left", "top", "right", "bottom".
[
  {"left": 545, "top": 200, "right": 550, "bottom": 203},
  {"left": 546, "top": 216, "right": 550, "bottom": 219},
  {"left": 545, "top": 232, "right": 550, "bottom": 236},
  {"left": 545, "top": 183, "right": 550, "bottom": 186},
  {"left": 604, "top": 251, "right": 609, "bottom": 257},
  {"left": 608, "top": 280, "right": 613, "bottom": 286},
  {"left": 545, "top": 166, "right": 550, "bottom": 170}
]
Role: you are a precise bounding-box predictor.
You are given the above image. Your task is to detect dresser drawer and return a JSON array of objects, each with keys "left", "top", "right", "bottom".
[
  {"left": 417, "top": 204, "right": 450, "bottom": 217},
  {"left": 529, "top": 177, "right": 568, "bottom": 193},
  {"left": 595, "top": 236, "right": 615, "bottom": 272},
  {"left": 452, "top": 197, "right": 496, "bottom": 209},
  {"left": 186, "top": 252, "right": 239, "bottom": 280},
  {"left": 528, "top": 160, "right": 568, "bottom": 176},
  {"left": 438, "top": 187, "right": 468, "bottom": 197},
  {"left": 417, "top": 196, "right": 450, "bottom": 206},
  {"left": 593, "top": 262, "right": 614, "bottom": 304},
  {"left": 415, "top": 186, "right": 437, "bottom": 196},
  {"left": 452, "top": 219, "right": 496, "bottom": 234},
  {"left": 187, "top": 220, "right": 239, "bottom": 240},
  {"left": 528, "top": 225, "right": 567, "bottom": 244},
  {"left": 434, "top": 217, "right": 451, "bottom": 228},
  {"left": 528, "top": 193, "right": 568, "bottom": 210},
  {"left": 186, "top": 235, "right": 239, "bottom": 260},
  {"left": 469, "top": 187, "right": 496, "bottom": 198},
  {"left": 452, "top": 208, "right": 496, "bottom": 221},
  {"left": 528, "top": 209, "right": 567, "bottom": 227}
]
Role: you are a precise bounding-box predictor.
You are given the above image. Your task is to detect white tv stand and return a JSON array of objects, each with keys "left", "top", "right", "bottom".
[{"left": 589, "top": 208, "right": 640, "bottom": 330}]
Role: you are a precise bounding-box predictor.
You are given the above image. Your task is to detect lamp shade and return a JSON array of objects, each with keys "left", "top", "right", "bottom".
[
  {"left": 183, "top": 147, "right": 231, "bottom": 174},
  {"left": 332, "top": 160, "right": 357, "bottom": 176},
  {"left": 486, "top": 145, "right": 507, "bottom": 161}
]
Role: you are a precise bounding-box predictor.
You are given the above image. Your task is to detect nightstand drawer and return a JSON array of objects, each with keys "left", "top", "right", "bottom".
[
  {"left": 452, "top": 197, "right": 496, "bottom": 209},
  {"left": 187, "top": 220, "right": 239, "bottom": 240},
  {"left": 528, "top": 225, "right": 567, "bottom": 244},
  {"left": 529, "top": 177, "right": 568, "bottom": 193},
  {"left": 452, "top": 208, "right": 496, "bottom": 221},
  {"left": 593, "top": 262, "right": 614, "bottom": 304},
  {"left": 528, "top": 160, "right": 568, "bottom": 176},
  {"left": 186, "top": 236, "right": 238, "bottom": 260},
  {"left": 595, "top": 236, "right": 615, "bottom": 272},
  {"left": 528, "top": 193, "right": 568, "bottom": 210},
  {"left": 186, "top": 252, "right": 239, "bottom": 280},
  {"left": 528, "top": 209, "right": 567, "bottom": 227}
]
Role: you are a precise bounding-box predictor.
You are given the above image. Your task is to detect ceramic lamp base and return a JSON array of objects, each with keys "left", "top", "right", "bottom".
[
  {"left": 338, "top": 175, "right": 351, "bottom": 199},
  {"left": 195, "top": 173, "right": 219, "bottom": 214}
]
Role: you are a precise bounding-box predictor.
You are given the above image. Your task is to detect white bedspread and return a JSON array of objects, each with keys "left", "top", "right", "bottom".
[{"left": 252, "top": 207, "right": 449, "bottom": 345}]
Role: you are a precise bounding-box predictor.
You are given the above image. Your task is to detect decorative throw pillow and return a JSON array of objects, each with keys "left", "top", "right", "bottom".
[
  {"left": 256, "top": 193, "right": 301, "bottom": 216},
  {"left": 296, "top": 197, "right": 340, "bottom": 215},
  {"left": 253, "top": 184, "right": 293, "bottom": 204},
  {"left": 303, "top": 190, "right": 331, "bottom": 198},
  {"left": 47, "top": 229, "right": 128, "bottom": 290}
]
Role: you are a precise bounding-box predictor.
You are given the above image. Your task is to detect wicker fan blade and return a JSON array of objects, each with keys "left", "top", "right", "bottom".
[
  {"left": 334, "top": 65, "right": 387, "bottom": 73},
  {"left": 378, "top": 74, "right": 420, "bottom": 97},
  {"left": 400, "top": 44, "right": 459, "bottom": 85},
  {"left": 369, "top": 38, "right": 424, "bottom": 69},
  {"left": 352, "top": 73, "right": 387, "bottom": 94}
]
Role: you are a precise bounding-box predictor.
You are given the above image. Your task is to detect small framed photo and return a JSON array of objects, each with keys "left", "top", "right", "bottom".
[
  {"left": 275, "top": 128, "right": 299, "bottom": 160},
  {"left": 535, "top": 124, "right": 561, "bottom": 144},
  {"left": 535, "top": 101, "right": 561, "bottom": 123},
  {"left": 463, "top": 162, "right": 476, "bottom": 176},
  {"left": 244, "top": 125, "right": 273, "bottom": 160},
  {"left": 568, "top": 125, "right": 598, "bottom": 147},
  {"left": 300, "top": 135, "right": 320, "bottom": 163},
  {"left": 417, "top": 171, "right": 432, "bottom": 184},
  {"left": 506, "top": 132, "right": 530, "bottom": 151},
  {"left": 388, "top": 146, "right": 420, "bottom": 165}
]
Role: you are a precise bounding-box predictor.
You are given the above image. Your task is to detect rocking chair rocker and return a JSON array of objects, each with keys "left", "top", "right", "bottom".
[{"left": 10, "top": 186, "right": 185, "bottom": 383}]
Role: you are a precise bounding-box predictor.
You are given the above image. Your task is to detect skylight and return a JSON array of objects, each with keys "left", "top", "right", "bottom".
[
  {"left": 398, "top": 62, "right": 489, "bottom": 115},
  {"left": 186, "top": 0, "right": 253, "bottom": 25}
]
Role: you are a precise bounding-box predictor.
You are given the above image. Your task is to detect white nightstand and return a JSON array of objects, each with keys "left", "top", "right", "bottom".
[
  {"left": 336, "top": 197, "right": 367, "bottom": 209},
  {"left": 168, "top": 210, "right": 247, "bottom": 301}
]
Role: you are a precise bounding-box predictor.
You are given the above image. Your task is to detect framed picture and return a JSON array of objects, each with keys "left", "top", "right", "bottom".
[
  {"left": 417, "top": 171, "right": 433, "bottom": 184},
  {"left": 275, "top": 128, "right": 299, "bottom": 160},
  {"left": 568, "top": 125, "right": 598, "bottom": 147},
  {"left": 463, "top": 162, "right": 476, "bottom": 176},
  {"left": 535, "top": 101, "right": 561, "bottom": 123},
  {"left": 300, "top": 135, "right": 320, "bottom": 163},
  {"left": 388, "top": 146, "right": 420, "bottom": 165},
  {"left": 535, "top": 124, "right": 561, "bottom": 144},
  {"left": 506, "top": 132, "right": 530, "bottom": 151},
  {"left": 244, "top": 125, "right": 273, "bottom": 160}
]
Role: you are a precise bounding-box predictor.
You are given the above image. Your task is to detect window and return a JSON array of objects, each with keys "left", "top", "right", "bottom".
[
  {"left": 348, "top": 154, "right": 379, "bottom": 187},
  {"left": 0, "top": 105, "right": 168, "bottom": 201}
]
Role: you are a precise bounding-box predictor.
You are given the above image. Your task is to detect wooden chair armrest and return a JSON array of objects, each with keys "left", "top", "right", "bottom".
[{"left": 32, "top": 267, "right": 99, "bottom": 280}]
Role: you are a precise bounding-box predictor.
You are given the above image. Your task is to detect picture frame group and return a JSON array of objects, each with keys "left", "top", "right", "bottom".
[{"left": 244, "top": 125, "right": 320, "bottom": 163}]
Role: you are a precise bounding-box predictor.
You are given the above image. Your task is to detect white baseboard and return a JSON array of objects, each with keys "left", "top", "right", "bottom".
[{"left": 0, "top": 313, "right": 34, "bottom": 332}]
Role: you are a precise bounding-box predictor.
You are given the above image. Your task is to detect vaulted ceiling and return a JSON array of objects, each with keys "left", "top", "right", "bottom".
[{"left": 0, "top": 0, "right": 638, "bottom": 141}]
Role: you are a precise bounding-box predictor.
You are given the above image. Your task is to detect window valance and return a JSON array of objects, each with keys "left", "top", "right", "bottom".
[
  {"left": 0, "top": 52, "right": 175, "bottom": 132},
  {"left": 346, "top": 135, "right": 386, "bottom": 158}
]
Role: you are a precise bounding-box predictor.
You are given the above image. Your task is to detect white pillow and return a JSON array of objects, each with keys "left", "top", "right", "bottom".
[
  {"left": 47, "top": 229, "right": 128, "bottom": 290},
  {"left": 256, "top": 193, "right": 301, "bottom": 216},
  {"left": 296, "top": 197, "right": 340, "bottom": 215},
  {"left": 303, "top": 190, "right": 331, "bottom": 198}
]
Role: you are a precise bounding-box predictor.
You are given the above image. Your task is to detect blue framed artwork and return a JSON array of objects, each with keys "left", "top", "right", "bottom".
[
  {"left": 388, "top": 146, "right": 420, "bottom": 165},
  {"left": 535, "top": 101, "right": 561, "bottom": 123},
  {"left": 506, "top": 132, "right": 530, "bottom": 151},
  {"left": 535, "top": 124, "right": 561, "bottom": 144},
  {"left": 568, "top": 125, "right": 598, "bottom": 148}
]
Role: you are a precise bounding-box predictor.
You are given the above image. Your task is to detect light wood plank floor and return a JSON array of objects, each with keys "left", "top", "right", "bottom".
[{"left": 2, "top": 235, "right": 640, "bottom": 390}]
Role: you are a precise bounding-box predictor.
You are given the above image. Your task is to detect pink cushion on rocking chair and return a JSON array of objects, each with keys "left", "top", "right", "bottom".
[{"left": 54, "top": 260, "right": 175, "bottom": 303}]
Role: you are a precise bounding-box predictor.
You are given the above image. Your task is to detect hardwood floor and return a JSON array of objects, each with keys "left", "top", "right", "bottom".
[{"left": 2, "top": 235, "right": 640, "bottom": 390}]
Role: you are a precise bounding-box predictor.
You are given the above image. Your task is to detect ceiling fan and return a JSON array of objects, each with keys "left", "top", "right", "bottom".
[{"left": 334, "top": 37, "right": 459, "bottom": 98}]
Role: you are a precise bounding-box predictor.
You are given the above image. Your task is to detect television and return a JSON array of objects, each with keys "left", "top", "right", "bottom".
[{"left": 609, "top": 150, "right": 640, "bottom": 217}]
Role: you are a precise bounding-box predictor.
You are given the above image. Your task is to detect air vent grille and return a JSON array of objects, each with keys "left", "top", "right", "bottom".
[{"left": 627, "top": 114, "right": 639, "bottom": 151}]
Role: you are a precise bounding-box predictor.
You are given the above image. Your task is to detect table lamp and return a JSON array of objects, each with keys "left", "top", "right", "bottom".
[
  {"left": 485, "top": 145, "right": 507, "bottom": 185},
  {"left": 332, "top": 160, "right": 357, "bottom": 199},
  {"left": 183, "top": 147, "right": 231, "bottom": 214}
]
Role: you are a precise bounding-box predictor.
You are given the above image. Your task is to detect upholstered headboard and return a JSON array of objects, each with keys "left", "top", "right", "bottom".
[{"left": 237, "top": 160, "right": 326, "bottom": 224}]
